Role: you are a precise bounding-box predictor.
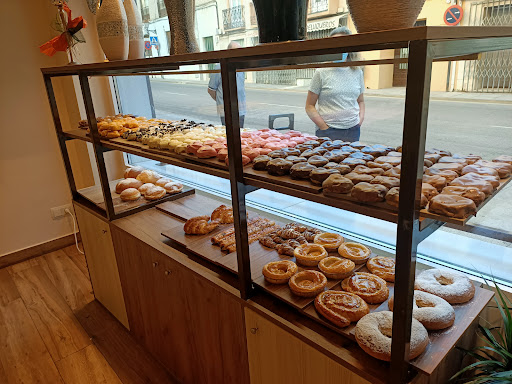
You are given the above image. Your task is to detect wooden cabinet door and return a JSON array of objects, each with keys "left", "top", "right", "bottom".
[
  {"left": 112, "top": 227, "right": 249, "bottom": 384},
  {"left": 74, "top": 204, "right": 129, "bottom": 329},
  {"left": 245, "top": 308, "right": 370, "bottom": 384}
]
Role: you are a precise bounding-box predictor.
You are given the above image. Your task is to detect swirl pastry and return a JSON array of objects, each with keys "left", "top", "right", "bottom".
[
  {"left": 367, "top": 256, "right": 395, "bottom": 282},
  {"left": 293, "top": 243, "right": 328, "bottom": 266},
  {"left": 318, "top": 257, "right": 355, "bottom": 279},
  {"left": 341, "top": 272, "right": 389, "bottom": 304},
  {"left": 338, "top": 242, "right": 371, "bottom": 264},
  {"left": 314, "top": 233, "right": 344, "bottom": 251},
  {"left": 315, "top": 291, "right": 369, "bottom": 328},
  {"left": 289, "top": 270, "right": 327, "bottom": 297},
  {"left": 262, "top": 261, "right": 298, "bottom": 284}
]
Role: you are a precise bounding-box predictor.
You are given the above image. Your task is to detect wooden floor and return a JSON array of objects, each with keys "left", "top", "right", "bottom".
[{"left": 0, "top": 244, "right": 179, "bottom": 384}]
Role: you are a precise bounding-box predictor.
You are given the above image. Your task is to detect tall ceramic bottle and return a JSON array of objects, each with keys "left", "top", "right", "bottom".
[
  {"left": 124, "top": 0, "right": 144, "bottom": 59},
  {"left": 96, "top": 0, "right": 129, "bottom": 61},
  {"left": 164, "top": 0, "right": 199, "bottom": 54}
]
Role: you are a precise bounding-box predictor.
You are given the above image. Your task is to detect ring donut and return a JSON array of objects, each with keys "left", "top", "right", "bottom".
[
  {"left": 313, "top": 233, "right": 344, "bottom": 251},
  {"left": 289, "top": 270, "right": 327, "bottom": 297},
  {"left": 415, "top": 269, "right": 475, "bottom": 304},
  {"left": 367, "top": 256, "right": 395, "bottom": 282},
  {"left": 314, "top": 291, "right": 369, "bottom": 328},
  {"left": 262, "top": 261, "right": 298, "bottom": 284},
  {"left": 389, "top": 290, "right": 455, "bottom": 330},
  {"left": 355, "top": 311, "right": 429, "bottom": 361},
  {"left": 293, "top": 244, "right": 328, "bottom": 266},
  {"left": 341, "top": 272, "right": 389, "bottom": 304},
  {"left": 318, "top": 257, "right": 355, "bottom": 280}
]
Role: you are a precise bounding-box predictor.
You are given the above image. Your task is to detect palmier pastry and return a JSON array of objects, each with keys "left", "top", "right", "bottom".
[
  {"left": 458, "top": 172, "right": 499, "bottom": 189},
  {"left": 353, "top": 165, "right": 385, "bottom": 176},
  {"left": 462, "top": 164, "right": 499, "bottom": 178},
  {"left": 430, "top": 162, "right": 464, "bottom": 175},
  {"left": 144, "top": 185, "right": 166, "bottom": 200},
  {"left": 163, "top": 182, "right": 183, "bottom": 194},
  {"left": 344, "top": 172, "right": 374, "bottom": 185},
  {"left": 136, "top": 169, "right": 161, "bottom": 184},
  {"left": 252, "top": 155, "right": 271, "bottom": 170},
  {"left": 293, "top": 243, "right": 328, "bottom": 266},
  {"left": 124, "top": 166, "right": 144, "bottom": 179},
  {"left": 184, "top": 215, "right": 220, "bottom": 235},
  {"left": 474, "top": 160, "right": 512, "bottom": 178},
  {"left": 116, "top": 178, "right": 143, "bottom": 194},
  {"left": 385, "top": 187, "right": 428, "bottom": 209},
  {"left": 383, "top": 167, "right": 401, "bottom": 179},
  {"left": 155, "top": 178, "right": 172, "bottom": 187},
  {"left": 367, "top": 161, "right": 393, "bottom": 171},
  {"left": 423, "top": 174, "right": 446, "bottom": 192},
  {"left": 322, "top": 174, "right": 353, "bottom": 194},
  {"left": 290, "top": 163, "right": 316, "bottom": 179},
  {"left": 120, "top": 188, "right": 141, "bottom": 202},
  {"left": 438, "top": 156, "right": 468, "bottom": 165},
  {"left": 441, "top": 186, "right": 485, "bottom": 206},
  {"left": 424, "top": 167, "right": 458, "bottom": 183},
  {"left": 388, "top": 290, "right": 455, "bottom": 330},
  {"left": 315, "top": 291, "right": 369, "bottom": 328},
  {"left": 289, "top": 270, "right": 327, "bottom": 297},
  {"left": 422, "top": 183, "right": 439, "bottom": 201},
  {"left": 355, "top": 311, "right": 428, "bottom": 361},
  {"left": 367, "top": 256, "right": 395, "bottom": 282},
  {"left": 262, "top": 261, "right": 298, "bottom": 284},
  {"left": 415, "top": 268, "right": 475, "bottom": 304},
  {"left": 428, "top": 194, "right": 476, "bottom": 219},
  {"left": 338, "top": 242, "right": 371, "bottom": 264},
  {"left": 314, "top": 232, "right": 344, "bottom": 251},
  {"left": 285, "top": 155, "right": 308, "bottom": 164},
  {"left": 323, "top": 163, "right": 351, "bottom": 174},
  {"left": 351, "top": 182, "right": 388, "bottom": 202},
  {"left": 450, "top": 177, "right": 493, "bottom": 196},
  {"left": 310, "top": 168, "right": 340, "bottom": 185},
  {"left": 349, "top": 152, "right": 374, "bottom": 161},
  {"left": 211, "top": 205, "right": 234, "bottom": 224},
  {"left": 341, "top": 272, "right": 389, "bottom": 304},
  {"left": 318, "top": 257, "right": 355, "bottom": 279},
  {"left": 374, "top": 156, "right": 401, "bottom": 166},
  {"left": 341, "top": 158, "right": 366, "bottom": 168},
  {"left": 493, "top": 155, "right": 512, "bottom": 165},
  {"left": 267, "top": 158, "right": 293, "bottom": 176},
  {"left": 371, "top": 176, "right": 400, "bottom": 189}
]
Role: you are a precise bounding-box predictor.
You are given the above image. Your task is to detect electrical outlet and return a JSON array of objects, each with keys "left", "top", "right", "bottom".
[{"left": 51, "top": 204, "right": 73, "bottom": 219}]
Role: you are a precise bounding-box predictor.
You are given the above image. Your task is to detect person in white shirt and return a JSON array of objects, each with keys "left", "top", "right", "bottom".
[{"left": 305, "top": 27, "right": 365, "bottom": 142}]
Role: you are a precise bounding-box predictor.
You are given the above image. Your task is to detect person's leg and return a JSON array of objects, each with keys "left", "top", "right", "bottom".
[{"left": 239, "top": 115, "right": 245, "bottom": 128}]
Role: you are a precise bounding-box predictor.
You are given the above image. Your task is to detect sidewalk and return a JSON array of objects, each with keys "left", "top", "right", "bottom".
[{"left": 151, "top": 77, "right": 512, "bottom": 104}]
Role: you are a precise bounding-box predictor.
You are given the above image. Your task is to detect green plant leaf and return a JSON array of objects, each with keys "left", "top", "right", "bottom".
[{"left": 450, "top": 360, "right": 505, "bottom": 381}]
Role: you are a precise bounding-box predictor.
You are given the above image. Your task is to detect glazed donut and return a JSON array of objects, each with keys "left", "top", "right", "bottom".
[
  {"left": 388, "top": 290, "right": 455, "bottom": 330},
  {"left": 367, "top": 256, "right": 395, "bottom": 282},
  {"left": 341, "top": 272, "right": 389, "bottom": 304},
  {"left": 289, "top": 270, "right": 327, "bottom": 297},
  {"left": 314, "top": 291, "right": 369, "bottom": 328},
  {"left": 313, "top": 233, "right": 344, "bottom": 252},
  {"left": 415, "top": 269, "right": 475, "bottom": 304},
  {"left": 318, "top": 257, "right": 355, "bottom": 280},
  {"left": 293, "top": 244, "right": 328, "bottom": 266},
  {"left": 355, "top": 311, "right": 429, "bottom": 361},
  {"left": 338, "top": 242, "right": 371, "bottom": 264},
  {"left": 262, "top": 261, "right": 298, "bottom": 284}
]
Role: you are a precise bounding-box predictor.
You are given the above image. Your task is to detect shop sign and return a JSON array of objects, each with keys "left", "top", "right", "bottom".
[
  {"left": 307, "top": 16, "right": 340, "bottom": 33},
  {"left": 144, "top": 41, "right": 151, "bottom": 50},
  {"left": 150, "top": 36, "right": 159, "bottom": 46},
  {"left": 444, "top": 5, "right": 463, "bottom": 26}
]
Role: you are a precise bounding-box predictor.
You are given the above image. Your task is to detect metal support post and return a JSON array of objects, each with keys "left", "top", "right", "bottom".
[
  {"left": 391, "top": 40, "right": 433, "bottom": 383},
  {"left": 220, "top": 59, "right": 253, "bottom": 300}
]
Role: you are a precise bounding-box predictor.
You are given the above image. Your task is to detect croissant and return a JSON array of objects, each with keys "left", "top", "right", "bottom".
[
  {"left": 184, "top": 216, "right": 220, "bottom": 235},
  {"left": 211, "top": 205, "right": 234, "bottom": 224}
]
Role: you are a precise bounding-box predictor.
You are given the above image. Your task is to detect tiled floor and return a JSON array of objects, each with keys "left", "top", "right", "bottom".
[{"left": 0, "top": 244, "right": 178, "bottom": 384}]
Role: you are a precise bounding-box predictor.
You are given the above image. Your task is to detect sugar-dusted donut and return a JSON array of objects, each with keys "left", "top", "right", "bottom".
[{"left": 415, "top": 269, "right": 475, "bottom": 304}]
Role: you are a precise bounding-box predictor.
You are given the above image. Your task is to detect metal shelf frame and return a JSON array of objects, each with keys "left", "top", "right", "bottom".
[{"left": 41, "top": 26, "right": 512, "bottom": 383}]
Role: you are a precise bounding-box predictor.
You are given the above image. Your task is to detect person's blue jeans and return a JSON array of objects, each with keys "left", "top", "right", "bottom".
[
  {"left": 220, "top": 115, "right": 245, "bottom": 128},
  {"left": 315, "top": 124, "right": 360, "bottom": 142}
]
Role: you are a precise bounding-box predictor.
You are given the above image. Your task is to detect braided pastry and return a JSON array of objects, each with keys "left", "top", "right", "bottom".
[
  {"left": 225, "top": 225, "right": 280, "bottom": 253},
  {"left": 296, "top": 236, "right": 307, "bottom": 244},
  {"left": 259, "top": 236, "right": 277, "bottom": 249},
  {"left": 303, "top": 231, "right": 317, "bottom": 242},
  {"left": 184, "top": 216, "right": 220, "bottom": 235},
  {"left": 276, "top": 243, "right": 295, "bottom": 256},
  {"left": 211, "top": 205, "right": 234, "bottom": 224},
  {"left": 278, "top": 229, "right": 301, "bottom": 239},
  {"left": 285, "top": 239, "right": 301, "bottom": 249},
  {"left": 269, "top": 233, "right": 285, "bottom": 244}
]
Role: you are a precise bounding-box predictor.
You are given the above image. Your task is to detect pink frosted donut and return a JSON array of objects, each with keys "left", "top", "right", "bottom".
[
  {"left": 258, "top": 148, "right": 272, "bottom": 155},
  {"left": 415, "top": 269, "right": 475, "bottom": 304},
  {"left": 217, "top": 148, "right": 228, "bottom": 161},
  {"left": 212, "top": 143, "right": 226, "bottom": 152}
]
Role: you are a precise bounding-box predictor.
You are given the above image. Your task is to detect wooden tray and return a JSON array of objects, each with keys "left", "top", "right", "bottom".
[{"left": 244, "top": 167, "right": 323, "bottom": 194}]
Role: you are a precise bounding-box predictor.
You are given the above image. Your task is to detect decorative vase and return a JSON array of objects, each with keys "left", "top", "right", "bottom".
[
  {"left": 163, "top": 0, "right": 199, "bottom": 54},
  {"left": 346, "top": 0, "right": 426, "bottom": 33},
  {"left": 252, "top": 0, "right": 309, "bottom": 43},
  {"left": 96, "top": 0, "right": 129, "bottom": 61},
  {"left": 124, "top": 0, "right": 144, "bottom": 59}
]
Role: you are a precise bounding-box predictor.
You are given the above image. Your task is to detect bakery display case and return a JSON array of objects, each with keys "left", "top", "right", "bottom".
[{"left": 42, "top": 26, "right": 512, "bottom": 384}]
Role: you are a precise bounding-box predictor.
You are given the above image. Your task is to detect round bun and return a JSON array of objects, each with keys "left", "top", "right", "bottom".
[
  {"left": 124, "top": 166, "right": 144, "bottom": 179},
  {"left": 163, "top": 182, "right": 184, "bottom": 194},
  {"left": 355, "top": 311, "right": 429, "bottom": 361},
  {"left": 338, "top": 242, "right": 371, "bottom": 264},
  {"left": 314, "top": 233, "right": 344, "bottom": 251},
  {"left": 314, "top": 291, "right": 369, "bottom": 328},
  {"left": 367, "top": 256, "right": 395, "bottom": 282},
  {"left": 415, "top": 269, "right": 475, "bottom": 304},
  {"left": 262, "top": 261, "right": 298, "bottom": 284},
  {"left": 155, "top": 178, "right": 173, "bottom": 187},
  {"left": 389, "top": 290, "right": 455, "bottom": 330},
  {"left": 289, "top": 270, "right": 327, "bottom": 297},
  {"left": 116, "top": 178, "right": 143, "bottom": 194},
  {"left": 341, "top": 272, "right": 389, "bottom": 304},
  {"left": 136, "top": 170, "right": 161, "bottom": 184},
  {"left": 144, "top": 185, "right": 166, "bottom": 200},
  {"left": 120, "top": 188, "right": 141, "bottom": 202},
  {"left": 293, "top": 243, "right": 328, "bottom": 266},
  {"left": 318, "top": 257, "right": 355, "bottom": 279}
]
